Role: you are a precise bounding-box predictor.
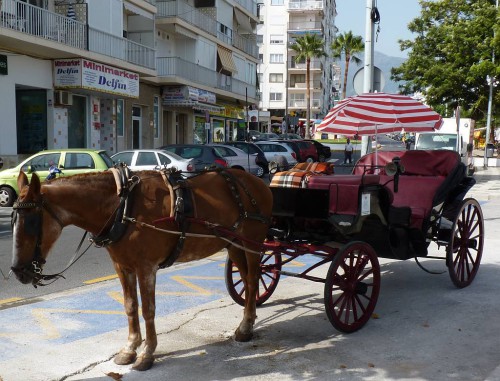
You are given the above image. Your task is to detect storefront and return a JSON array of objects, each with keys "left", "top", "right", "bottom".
[{"left": 53, "top": 58, "right": 140, "bottom": 153}]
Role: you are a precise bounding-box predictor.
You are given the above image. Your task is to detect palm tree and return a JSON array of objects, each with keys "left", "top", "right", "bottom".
[
  {"left": 331, "top": 31, "right": 365, "bottom": 99},
  {"left": 289, "top": 33, "right": 326, "bottom": 139}
]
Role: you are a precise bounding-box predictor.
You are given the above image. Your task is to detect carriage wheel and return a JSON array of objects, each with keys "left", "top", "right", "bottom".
[
  {"left": 225, "top": 252, "right": 282, "bottom": 307},
  {"left": 446, "top": 198, "right": 484, "bottom": 288},
  {"left": 324, "top": 241, "right": 381, "bottom": 333}
]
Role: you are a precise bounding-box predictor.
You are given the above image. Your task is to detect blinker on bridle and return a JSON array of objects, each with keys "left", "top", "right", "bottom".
[{"left": 10, "top": 199, "right": 65, "bottom": 288}]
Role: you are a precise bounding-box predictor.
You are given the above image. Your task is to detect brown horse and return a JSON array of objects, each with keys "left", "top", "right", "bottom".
[{"left": 10, "top": 168, "right": 272, "bottom": 371}]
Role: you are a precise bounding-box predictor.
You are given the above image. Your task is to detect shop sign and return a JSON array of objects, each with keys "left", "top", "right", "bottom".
[
  {"left": 0, "top": 55, "right": 7, "bottom": 75},
  {"left": 162, "top": 86, "right": 216, "bottom": 105},
  {"left": 53, "top": 58, "right": 139, "bottom": 98}
]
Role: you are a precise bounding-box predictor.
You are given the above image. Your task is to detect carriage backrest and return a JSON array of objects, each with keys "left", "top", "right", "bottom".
[{"left": 353, "top": 150, "right": 466, "bottom": 229}]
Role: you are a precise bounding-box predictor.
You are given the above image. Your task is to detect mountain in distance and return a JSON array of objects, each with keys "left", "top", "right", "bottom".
[{"left": 340, "top": 51, "right": 407, "bottom": 97}]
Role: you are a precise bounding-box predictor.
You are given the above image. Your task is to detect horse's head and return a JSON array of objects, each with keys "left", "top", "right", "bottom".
[{"left": 11, "top": 171, "right": 63, "bottom": 286}]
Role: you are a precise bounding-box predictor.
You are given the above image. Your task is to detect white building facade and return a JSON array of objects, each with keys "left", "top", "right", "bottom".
[
  {"left": 256, "top": 0, "right": 337, "bottom": 131},
  {"left": 0, "top": 0, "right": 259, "bottom": 166}
]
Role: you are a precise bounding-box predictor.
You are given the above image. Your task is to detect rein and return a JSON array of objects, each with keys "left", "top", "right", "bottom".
[{"left": 10, "top": 199, "right": 89, "bottom": 287}]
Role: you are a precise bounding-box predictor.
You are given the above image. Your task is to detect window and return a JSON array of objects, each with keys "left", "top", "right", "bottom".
[
  {"left": 271, "top": 0, "right": 284, "bottom": 5},
  {"left": 153, "top": 96, "right": 159, "bottom": 139},
  {"left": 290, "top": 74, "right": 305, "bottom": 86},
  {"left": 22, "top": 153, "right": 61, "bottom": 172},
  {"left": 270, "top": 93, "right": 283, "bottom": 101},
  {"left": 136, "top": 152, "right": 159, "bottom": 167},
  {"left": 64, "top": 153, "right": 95, "bottom": 169},
  {"left": 257, "top": 34, "right": 264, "bottom": 44},
  {"left": 117, "top": 99, "right": 124, "bottom": 137},
  {"left": 259, "top": 54, "right": 263, "bottom": 63},
  {"left": 269, "top": 73, "right": 283, "bottom": 83},
  {"left": 270, "top": 34, "right": 284, "bottom": 44},
  {"left": 270, "top": 54, "right": 284, "bottom": 63}
]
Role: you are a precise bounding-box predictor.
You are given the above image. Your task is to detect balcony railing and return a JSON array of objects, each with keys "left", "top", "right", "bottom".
[
  {"left": 1, "top": 0, "right": 155, "bottom": 69},
  {"left": 288, "top": 60, "right": 322, "bottom": 70},
  {"left": 288, "top": 21, "right": 323, "bottom": 32},
  {"left": 88, "top": 28, "right": 155, "bottom": 69},
  {"left": 288, "top": 98, "right": 321, "bottom": 108},
  {"left": 157, "top": 57, "right": 256, "bottom": 98},
  {"left": 287, "top": 0, "right": 323, "bottom": 11}
]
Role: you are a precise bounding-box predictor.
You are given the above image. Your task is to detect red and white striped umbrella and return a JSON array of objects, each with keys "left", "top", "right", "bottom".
[{"left": 317, "top": 92, "right": 443, "bottom": 136}]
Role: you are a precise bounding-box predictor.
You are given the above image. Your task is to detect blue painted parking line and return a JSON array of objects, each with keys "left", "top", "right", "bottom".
[{"left": 0, "top": 252, "right": 322, "bottom": 364}]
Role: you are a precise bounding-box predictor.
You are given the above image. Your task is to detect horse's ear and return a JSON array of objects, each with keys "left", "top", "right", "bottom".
[
  {"left": 27, "top": 173, "right": 41, "bottom": 197},
  {"left": 17, "top": 171, "right": 29, "bottom": 192}
]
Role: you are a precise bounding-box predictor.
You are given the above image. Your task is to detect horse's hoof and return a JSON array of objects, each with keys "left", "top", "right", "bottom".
[
  {"left": 114, "top": 350, "right": 137, "bottom": 365},
  {"left": 235, "top": 328, "right": 253, "bottom": 342},
  {"left": 132, "top": 354, "right": 155, "bottom": 371}
]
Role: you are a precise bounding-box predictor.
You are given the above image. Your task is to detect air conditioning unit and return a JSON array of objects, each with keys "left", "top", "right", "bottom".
[{"left": 55, "top": 91, "right": 73, "bottom": 106}]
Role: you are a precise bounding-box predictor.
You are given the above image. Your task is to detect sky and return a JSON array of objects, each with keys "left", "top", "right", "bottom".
[{"left": 335, "top": 0, "right": 422, "bottom": 58}]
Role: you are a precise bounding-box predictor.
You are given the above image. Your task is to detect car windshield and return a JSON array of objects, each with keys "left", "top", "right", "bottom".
[{"left": 417, "top": 134, "right": 458, "bottom": 150}]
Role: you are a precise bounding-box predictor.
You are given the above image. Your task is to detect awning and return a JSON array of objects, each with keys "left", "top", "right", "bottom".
[
  {"left": 234, "top": 8, "right": 253, "bottom": 34},
  {"left": 123, "top": 2, "right": 154, "bottom": 19},
  {"left": 217, "top": 46, "right": 238, "bottom": 74}
]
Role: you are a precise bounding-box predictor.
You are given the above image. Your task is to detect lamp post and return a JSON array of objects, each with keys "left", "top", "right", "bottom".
[{"left": 483, "top": 0, "right": 498, "bottom": 168}]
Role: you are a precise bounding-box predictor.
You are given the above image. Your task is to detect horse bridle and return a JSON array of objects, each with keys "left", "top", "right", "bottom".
[{"left": 10, "top": 198, "right": 65, "bottom": 287}]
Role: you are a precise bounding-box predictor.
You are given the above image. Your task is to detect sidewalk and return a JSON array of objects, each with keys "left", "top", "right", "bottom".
[{"left": 0, "top": 167, "right": 500, "bottom": 381}]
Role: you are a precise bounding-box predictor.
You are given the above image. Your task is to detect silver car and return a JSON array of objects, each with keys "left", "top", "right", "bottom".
[
  {"left": 111, "top": 149, "right": 195, "bottom": 176},
  {"left": 254, "top": 141, "right": 298, "bottom": 168},
  {"left": 208, "top": 144, "right": 261, "bottom": 176}
]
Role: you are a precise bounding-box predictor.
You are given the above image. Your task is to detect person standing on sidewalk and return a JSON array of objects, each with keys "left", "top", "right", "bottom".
[{"left": 344, "top": 138, "right": 353, "bottom": 164}]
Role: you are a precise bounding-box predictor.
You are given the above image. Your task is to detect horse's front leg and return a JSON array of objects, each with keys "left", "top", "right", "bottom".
[
  {"left": 229, "top": 246, "right": 259, "bottom": 342},
  {"left": 113, "top": 263, "right": 142, "bottom": 366},
  {"left": 133, "top": 267, "right": 158, "bottom": 371}
]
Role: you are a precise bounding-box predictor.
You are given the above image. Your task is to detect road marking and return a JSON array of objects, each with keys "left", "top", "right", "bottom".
[
  {"left": 0, "top": 297, "right": 22, "bottom": 305},
  {"left": 157, "top": 275, "right": 224, "bottom": 296},
  {"left": 83, "top": 274, "right": 118, "bottom": 284}
]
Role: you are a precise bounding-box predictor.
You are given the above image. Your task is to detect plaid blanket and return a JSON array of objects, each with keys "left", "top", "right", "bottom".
[{"left": 270, "top": 162, "right": 335, "bottom": 188}]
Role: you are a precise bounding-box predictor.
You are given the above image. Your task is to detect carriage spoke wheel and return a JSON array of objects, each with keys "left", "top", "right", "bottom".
[
  {"left": 225, "top": 252, "right": 282, "bottom": 306},
  {"left": 447, "top": 198, "right": 484, "bottom": 288},
  {"left": 324, "top": 241, "right": 380, "bottom": 333}
]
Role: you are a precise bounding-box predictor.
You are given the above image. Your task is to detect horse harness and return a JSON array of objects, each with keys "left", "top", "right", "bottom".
[
  {"left": 10, "top": 198, "right": 65, "bottom": 287},
  {"left": 85, "top": 165, "right": 267, "bottom": 269}
]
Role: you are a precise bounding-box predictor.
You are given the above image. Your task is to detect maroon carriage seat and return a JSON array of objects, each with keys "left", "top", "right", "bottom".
[{"left": 352, "top": 150, "right": 466, "bottom": 228}]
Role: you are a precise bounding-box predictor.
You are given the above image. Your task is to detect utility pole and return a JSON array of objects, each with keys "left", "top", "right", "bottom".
[
  {"left": 361, "top": 0, "right": 375, "bottom": 156},
  {"left": 483, "top": 0, "right": 498, "bottom": 168}
]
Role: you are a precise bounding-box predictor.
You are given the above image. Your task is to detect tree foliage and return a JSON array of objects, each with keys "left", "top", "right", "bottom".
[
  {"left": 331, "top": 31, "right": 365, "bottom": 100},
  {"left": 391, "top": 0, "right": 499, "bottom": 122},
  {"left": 289, "top": 33, "right": 326, "bottom": 139}
]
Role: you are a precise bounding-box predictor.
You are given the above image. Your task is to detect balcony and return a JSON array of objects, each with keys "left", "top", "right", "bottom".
[
  {"left": 288, "top": 98, "right": 321, "bottom": 109},
  {"left": 0, "top": 0, "right": 155, "bottom": 71},
  {"left": 156, "top": 56, "right": 256, "bottom": 99},
  {"left": 287, "top": 20, "right": 323, "bottom": 35},
  {"left": 287, "top": 0, "right": 323, "bottom": 11},
  {"left": 156, "top": 0, "right": 258, "bottom": 58},
  {"left": 288, "top": 60, "right": 322, "bottom": 70}
]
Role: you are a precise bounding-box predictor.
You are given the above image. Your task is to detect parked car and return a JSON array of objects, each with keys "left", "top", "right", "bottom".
[
  {"left": 208, "top": 144, "right": 261, "bottom": 176},
  {"left": 0, "top": 149, "right": 113, "bottom": 207},
  {"left": 278, "top": 133, "right": 302, "bottom": 140},
  {"left": 304, "top": 139, "right": 332, "bottom": 162},
  {"left": 270, "top": 139, "right": 307, "bottom": 162},
  {"left": 292, "top": 140, "right": 319, "bottom": 162},
  {"left": 159, "top": 144, "right": 228, "bottom": 171},
  {"left": 259, "top": 132, "right": 280, "bottom": 140},
  {"left": 254, "top": 141, "right": 298, "bottom": 168},
  {"left": 111, "top": 149, "right": 195, "bottom": 176},
  {"left": 223, "top": 141, "right": 269, "bottom": 177}
]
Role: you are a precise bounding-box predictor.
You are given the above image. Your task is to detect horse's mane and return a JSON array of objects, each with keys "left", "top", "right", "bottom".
[{"left": 43, "top": 171, "right": 116, "bottom": 193}]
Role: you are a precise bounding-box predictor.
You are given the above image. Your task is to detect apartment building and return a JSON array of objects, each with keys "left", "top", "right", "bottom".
[
  {"left": 0, "top": 0, "right": 259, "bottom": 164},
  {"left": 256, "top": 0, "right": 337, "bottom": 131}
]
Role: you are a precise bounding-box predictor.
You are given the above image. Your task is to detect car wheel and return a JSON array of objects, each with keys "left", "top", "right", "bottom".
[
  {"left": 0, "top": 187, "right": 15, "bottom": 207},
  {"left": 256, "top": 165, "right": 265, "bottom": 177},
  {"left": 306, "top": 156, "right": 314, "bottom": 163}
]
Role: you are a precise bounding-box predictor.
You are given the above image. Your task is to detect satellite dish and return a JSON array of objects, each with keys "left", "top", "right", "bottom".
[{"left": 353, "top": 66, "right": 386, "bottom": 95}]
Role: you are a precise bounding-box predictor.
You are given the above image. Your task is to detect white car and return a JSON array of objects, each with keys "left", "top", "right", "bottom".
[
  {"left": 254, "top": 141, "right": 298, "bottom": 168},
  {"left": 208, "top": 144, "right": 261, "bottom": 176},
  {"left": 111, "top": 149, "right": 195, "bottom": 176}
]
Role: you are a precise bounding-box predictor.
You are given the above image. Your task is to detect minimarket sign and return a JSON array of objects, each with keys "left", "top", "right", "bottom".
[{"left": 53, "top": 58, "right": 139, "bottom": 98}]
